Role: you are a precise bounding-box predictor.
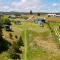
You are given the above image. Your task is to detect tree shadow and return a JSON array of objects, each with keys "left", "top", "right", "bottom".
[
  {"left": 15, "top": 49, "right": 22, "bottom": 54},
  {"left": 6, "top": 29, "right": 14, "bottom": 32},
  {"left": 10, "top": 54, "right": 21, "bottom": 60},
  {"left": 0, "top": 38, "right": 11, "bottom": 53}
]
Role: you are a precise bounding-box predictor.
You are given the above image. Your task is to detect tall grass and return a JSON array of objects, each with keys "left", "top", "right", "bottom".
[{"left": 47, "top": 22, "right": 60, "bottom": 49}]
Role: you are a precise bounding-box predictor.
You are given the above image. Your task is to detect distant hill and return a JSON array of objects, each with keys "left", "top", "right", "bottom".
[{"left": 0, "top": 12, "right": 60, "bottom": 16}]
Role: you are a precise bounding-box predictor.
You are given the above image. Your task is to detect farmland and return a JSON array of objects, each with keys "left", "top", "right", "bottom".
[{"left": 0, "top": 14, "right": 60, "bottom": 60}]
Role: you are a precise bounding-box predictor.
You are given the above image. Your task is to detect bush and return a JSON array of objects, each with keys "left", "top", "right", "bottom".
[
  {"left": 37, "top": 13, "right": 40, "bottom": 16},
  {"left": 10, "top": 53, "right": 20, "bottom": 60},
  {"left": 9, "top": 36, "right": 24, "bottom": 60}
]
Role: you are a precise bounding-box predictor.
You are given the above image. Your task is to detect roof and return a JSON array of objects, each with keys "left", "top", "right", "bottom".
[
  {"left": 37, "top": 18, "right": 45, "bottom": 21},
  {"left": 48, "top": 14, "right": 56, "bottom": 15}
]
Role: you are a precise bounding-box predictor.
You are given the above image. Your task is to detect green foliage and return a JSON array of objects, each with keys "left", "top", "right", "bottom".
[
  {"left": 1, "top": 16, "right": 11, "bottom": 26},
  {"left": 17, "top": 36, "right": 24, "bottom": 46},
  {"left": 47, "top": 22, "right": 60, "bottom": 49},
  {"left": 37, "top": 13, "right": 40, "bottom": 16},
  {"left": 8, "top": 47, "right": 20, "bottom": 60},
  {"left": 20, "top": 16, "right": 28, "bottom": 19},
  {"left": 0, "top": 18, "right": 4, "bottom": 27},
  {"left": 9, "top": 33, "right": 13, "bottom": 39},
  {"left": 0, "top": 16, "right": 9, "bottom": 53},
  {"left": 0, "top": 16, "right": 4, "bottom": 39},
  {"left": 0, "top": 39, "right": 9, "bottom": 53},
  {"left": 30, "top": 10, "right": 33, "bottom": 14},
  {"left": 9, "top": 36, "right": 24, "bottom": 60},
  {"left": 10, "top": 53, "right": 20, "bottom": 60},
  {"left": 1, "top": 16, "right": 8, "bottom": 24}
]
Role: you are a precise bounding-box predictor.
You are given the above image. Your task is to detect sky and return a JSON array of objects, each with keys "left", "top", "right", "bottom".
[{"left": 0, "top": 0, "right": 60, "bottom": 12}]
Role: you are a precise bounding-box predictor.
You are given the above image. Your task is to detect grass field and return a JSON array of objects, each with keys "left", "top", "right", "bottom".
[{"left": 1, "top": 15, "right": 60, "bottom": 60}]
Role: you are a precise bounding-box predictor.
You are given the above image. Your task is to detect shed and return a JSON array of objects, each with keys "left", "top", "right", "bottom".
[
  {"left": 34, "top": 18, "right": 46, "bottom": 27},
  {"left": 34, "top": 18, "right": 46, "bottom": 23}
]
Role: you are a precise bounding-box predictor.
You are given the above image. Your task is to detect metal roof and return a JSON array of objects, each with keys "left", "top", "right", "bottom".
[{"left": 37, "top": 18, "right": 45, "bottom": 21}]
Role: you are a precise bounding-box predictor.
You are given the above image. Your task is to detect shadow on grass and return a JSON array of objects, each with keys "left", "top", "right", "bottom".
[
  {"left": 9, "top": 36, "right": 24, "bottom": 60},
  {"left": 6, "top": 29, "right": 14, "bottom": 32},
  {"left": 10, "top": 54, "right": 21, "bottom": 60},
  {"left": 0, "top": 38, "right": 11, "bottom": 53}
]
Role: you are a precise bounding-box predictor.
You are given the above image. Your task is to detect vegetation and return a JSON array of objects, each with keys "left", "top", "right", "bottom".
[
  {"left": 0, "top": 16, "right": 11, "bottom": 53},
  {"left": 37, "top": 13, "right": 40, "bottom": 16},
  {"left": 30, "top": 10, "right": 33, "bottom": 15},
  {"left": 47, "top": 22, "right": 60, "bottom": 48},
  {"left": 0, "top": 14, "right": 60, "bottom": 60},
  {"left": 8, "top": 36, "right": 24, "bottom": 60}
]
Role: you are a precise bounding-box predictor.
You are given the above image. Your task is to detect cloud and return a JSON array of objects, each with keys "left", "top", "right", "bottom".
[
  {"left": 10, "top": 0, "right": 43, "bottom": 11},
  {"left": 0, "top": 0, "right": 50, "bottom": 12},
  {"left": 53, "top": 3, "right": 57, "bottom": 6},
  {"left": 52, "top": 3, "right": 60, "bottom": 7},
  {"left": 0, "top": 0, "right": 46, "bottom": 12}
]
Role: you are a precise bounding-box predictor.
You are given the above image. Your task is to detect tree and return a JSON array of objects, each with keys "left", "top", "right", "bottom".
[
  {"left": 37, "top": 13, "right": 40, "bottom": 16},
  {"left": 0, "top": 16, "right": 3, "bottom": 39},
  {"left": 17, "top": 36, "right": 24, "bottom": 46},
  {"left": 1, "top": 16, "right": 8, "bottom": 24},
  {"left": 30, "top": 10, "right": 32, "bottom": 14},
  {"left": 0, "top": 16, "right": 11, "bottom": 53},
  {"left": 8, "top": 47, "right": 21, "bottom": 60},
  {"left": 1, "top": 16, "right": 11, "bottom": 26}
]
